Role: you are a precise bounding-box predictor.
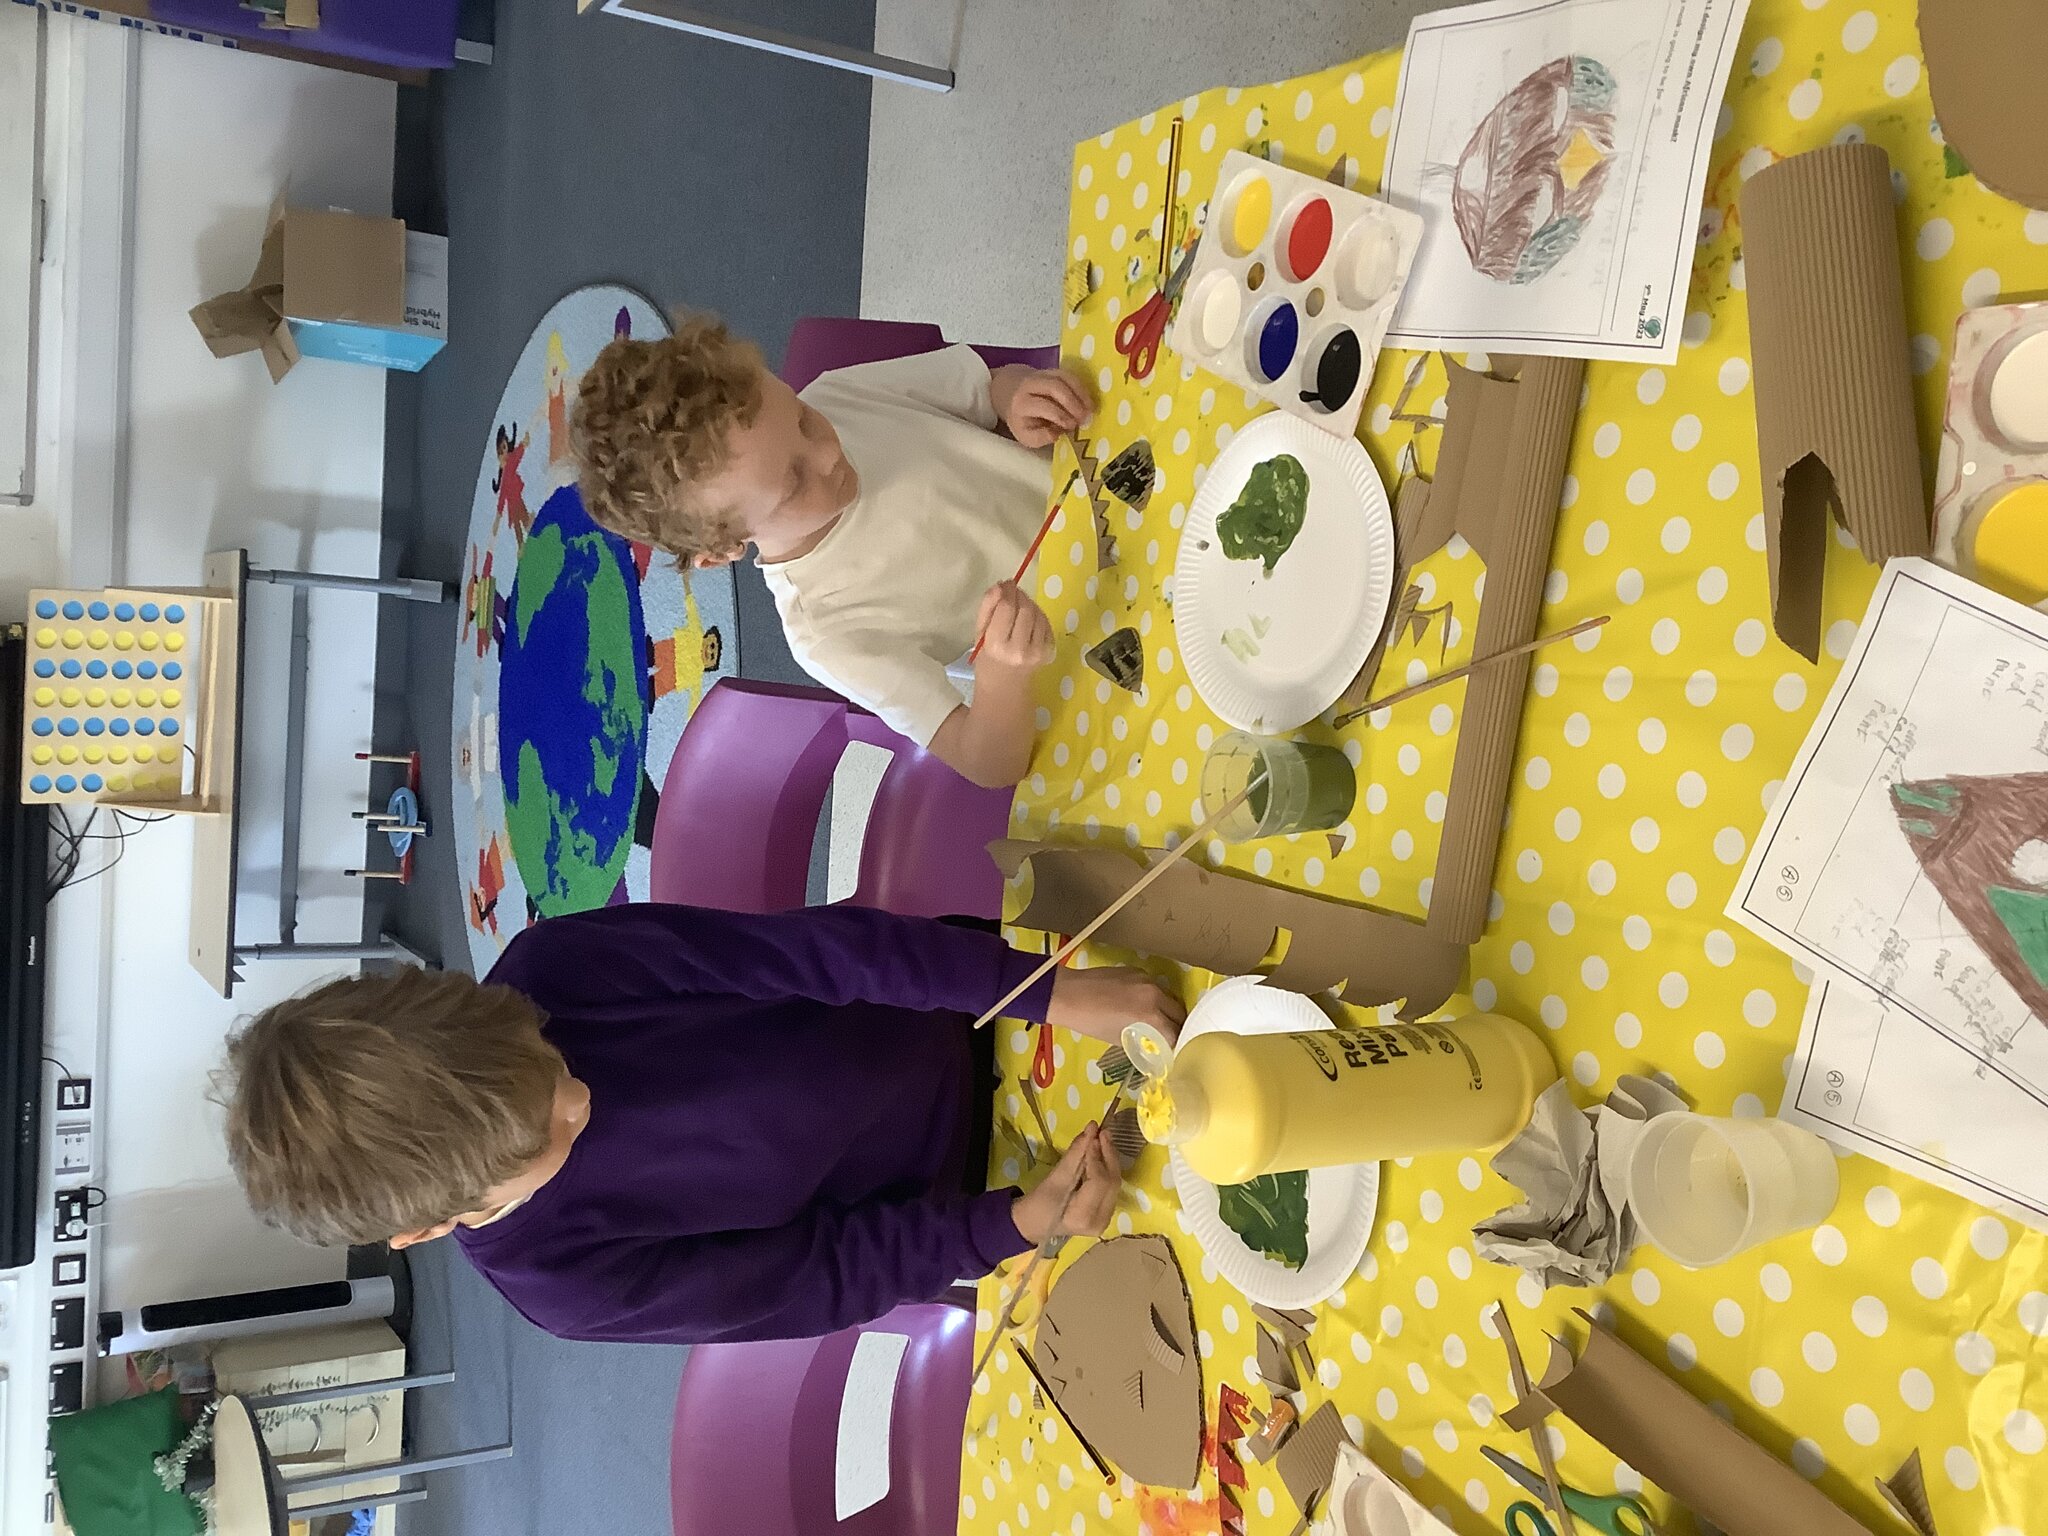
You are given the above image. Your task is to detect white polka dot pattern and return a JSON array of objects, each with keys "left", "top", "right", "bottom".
[{"left": 970, "top": 15, "right": 2048, "bottom": 1536}]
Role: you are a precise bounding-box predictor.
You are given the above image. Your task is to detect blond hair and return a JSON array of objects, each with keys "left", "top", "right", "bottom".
[
  {"left": 220, "top": 967, "right": 563, "bottom": 1246},
  {"left": 571, "top": 314, "right": 766, "bottom": 562}
]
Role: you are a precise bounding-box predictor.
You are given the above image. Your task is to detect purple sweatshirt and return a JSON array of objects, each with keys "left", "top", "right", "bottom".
[{"left": 454, "top": 902, "right": 1054, "bottom": 1345}]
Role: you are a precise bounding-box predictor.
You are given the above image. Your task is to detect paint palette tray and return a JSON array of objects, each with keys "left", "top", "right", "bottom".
[
  {"left": 1933, "top": 300, "right": 2048, "bottom": 610},
  {"left": 1169, "top": 150, "right": 1422, "bottom": 437},
  {"left": 20, "top": 588, "right": 206, "bottom": 806}
]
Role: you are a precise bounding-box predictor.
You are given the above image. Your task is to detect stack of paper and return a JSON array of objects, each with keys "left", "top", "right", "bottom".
[{"left": 1726, "top": 558, "right": 2048, "bottom": 1230}]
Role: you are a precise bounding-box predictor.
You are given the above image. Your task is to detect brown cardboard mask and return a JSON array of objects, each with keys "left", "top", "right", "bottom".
[
  {"left": 1740, "top": 144, "right": 1929, "bottom": 661},
  {"left": 991, "top": 839, "right": 1469, "bottom": 1020},
  {"left": 1030, "top": 1235, "right": 1203, "bottom": 1489},
  {"left": 1922, "top": 0, "right": 2048, "bottom": 211}
]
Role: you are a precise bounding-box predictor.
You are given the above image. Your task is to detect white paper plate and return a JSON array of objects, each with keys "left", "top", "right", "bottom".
[
  {"left": 1170, "top": 977, "right": 1381, "bottom": 1309},
  {"left": 1173, "top": 412, "right": 1395, "bottom": 733}
]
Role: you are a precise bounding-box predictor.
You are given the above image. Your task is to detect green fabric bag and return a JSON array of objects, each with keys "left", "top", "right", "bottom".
[{"left": 48, "top": 1388, "right": 205, "bottom": 1536}]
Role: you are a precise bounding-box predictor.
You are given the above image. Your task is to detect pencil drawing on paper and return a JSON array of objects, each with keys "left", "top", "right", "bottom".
[
  {"left": 1451, "top": 56, "right": 1619, "bottom": 286},
  {"left": 1891, "top": 772, "right": 2048, "bottom": 1023}
]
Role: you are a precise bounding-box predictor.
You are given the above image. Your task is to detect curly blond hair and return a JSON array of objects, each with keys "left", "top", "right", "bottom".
[
  {"left": 571, "top": 315, "right": 766, "bottom": 561},
  {"left": 220, "top": 967, "right": 563, "bottom": 1246}
]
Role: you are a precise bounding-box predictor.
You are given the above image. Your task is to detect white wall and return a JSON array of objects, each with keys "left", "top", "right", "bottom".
[{"left": 2, "top": 16, "right": 396, "bottom": 1529}]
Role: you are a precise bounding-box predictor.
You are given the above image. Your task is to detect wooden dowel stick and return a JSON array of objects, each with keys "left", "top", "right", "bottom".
[
  {"left": 972, "top": 769, "right": 1267, "bottom": 1030},
  {"left": 1011, "top": 1339, "right": 1116, "bottom": 1483},
  {"left": 1333, "top": 614, "right": 1610, "bottom": 727}
]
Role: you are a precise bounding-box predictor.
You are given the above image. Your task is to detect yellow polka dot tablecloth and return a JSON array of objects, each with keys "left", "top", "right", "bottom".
[{"left": 965, "top": 4, "right": 2048, "bottom": 1536}]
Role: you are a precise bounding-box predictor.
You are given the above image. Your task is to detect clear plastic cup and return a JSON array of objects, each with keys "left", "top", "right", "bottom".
[
  {"left": 1626, "top": 1112, "right": 1840, "bottom": 1269},
  {"left": 1200, "top": 731, "right": 1356, "bottom": 842}
]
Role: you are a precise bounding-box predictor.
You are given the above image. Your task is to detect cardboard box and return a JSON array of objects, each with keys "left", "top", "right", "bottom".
[{"left": 190, "top": 206, "right": 448, "bottom": 382}]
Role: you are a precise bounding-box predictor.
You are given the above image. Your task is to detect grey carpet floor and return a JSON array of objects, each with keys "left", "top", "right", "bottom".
[
  {"left": 376, "top": 5, "right": 872, "bottom": 1533},
  {"left": 375, "top": 0, "right": 870, "bottom": 979}
]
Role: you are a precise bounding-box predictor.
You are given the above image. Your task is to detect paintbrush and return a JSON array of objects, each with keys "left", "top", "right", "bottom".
[{"left": 968, "top": 436, "right": 1090, "bottom": 662}]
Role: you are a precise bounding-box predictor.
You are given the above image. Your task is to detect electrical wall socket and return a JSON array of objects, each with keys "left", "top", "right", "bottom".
[
  {"left": 52, "top": 1191, "right": 90, "bottom": 1242},
  {"left": 56, "top": 1078, "right": 90, "bottom": 1112}
]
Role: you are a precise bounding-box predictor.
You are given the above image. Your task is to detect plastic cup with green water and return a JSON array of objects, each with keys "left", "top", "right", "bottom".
[{"left": 1199, "top": 730, "right": 1357, "bottom": 842}]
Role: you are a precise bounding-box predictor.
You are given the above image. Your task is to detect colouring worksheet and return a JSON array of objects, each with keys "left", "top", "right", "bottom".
[
  {"left": 1781, "top": 978, "right": 2048, "bottom": 1231},
  {"left": 1730, "top": 559, "right": 2048, "bottom": 1105},
  {"left": 1381, "top": 0, "right": 1750, "bottom": 361}
]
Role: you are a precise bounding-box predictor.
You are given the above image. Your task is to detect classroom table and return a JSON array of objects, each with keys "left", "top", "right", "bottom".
[{"left": 966, "top": 4, "right": 2048, "bottom": 1534}]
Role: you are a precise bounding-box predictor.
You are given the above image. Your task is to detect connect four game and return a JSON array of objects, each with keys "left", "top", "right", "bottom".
[{"left": 20, "top": 588, "right": 207, "bottom": 807}]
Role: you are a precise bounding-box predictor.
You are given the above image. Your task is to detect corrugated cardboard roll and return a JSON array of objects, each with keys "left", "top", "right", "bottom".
[
  {"left": 1504, "top": 1312, "right": 1881, "bottom": 1536},
  {"left": 1922, "top": 0, "right": 2048, "bottom": 210},
  {"left": 1741, "top": 143, "right": 1928, "bottom": 661}
]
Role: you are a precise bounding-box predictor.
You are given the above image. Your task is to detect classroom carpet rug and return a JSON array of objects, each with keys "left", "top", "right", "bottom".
[{"left": 448, "top": 285, "right": 739, "bottom": 976}]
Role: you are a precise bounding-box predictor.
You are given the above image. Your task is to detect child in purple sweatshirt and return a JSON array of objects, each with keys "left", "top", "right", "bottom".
[{"left": 220, "top": 902, "right": 1181, "bottom": 1345}]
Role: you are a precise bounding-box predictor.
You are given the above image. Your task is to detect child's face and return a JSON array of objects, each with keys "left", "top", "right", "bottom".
[{"left": 691, "top": 370, "right": 857, "bottom": 565}]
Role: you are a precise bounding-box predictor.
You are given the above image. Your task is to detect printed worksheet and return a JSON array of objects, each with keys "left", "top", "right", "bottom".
[
  {"left": 1381, "top": 0, "right": 1750, "bottom": 361},
  {"left": 1782, "top": 978, "right": 2048, "bottom": 1231},
  {"left": 1729, "top": 559, "right": 2048, "bottom": 1105}
]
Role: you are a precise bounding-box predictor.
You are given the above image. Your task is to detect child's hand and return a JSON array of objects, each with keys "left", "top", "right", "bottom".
[
  {"left": 1011, "top": 1122, "right": 1122, "bottom": 1247},
  {"left": 972, "top": 581, "right": 1054, "bottom": 675},
  {"left": 1047, "top": 965, "right": 1185, "bottom": 1046},
  {"left": 991, "top": 366, "right": 1093, "bottom": 448}
]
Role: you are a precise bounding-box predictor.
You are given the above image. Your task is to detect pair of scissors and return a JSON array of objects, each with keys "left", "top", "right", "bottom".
[
  {"left": 1483, "top": 1448, "right": 1655, "bottom": 1536},
  {"left": 1113, "top": 237, "right": 1200, "bottom": 381}
]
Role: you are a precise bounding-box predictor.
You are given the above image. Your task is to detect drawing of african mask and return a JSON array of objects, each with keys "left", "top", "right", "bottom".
[
  {"left": 1892, "top": 772, "right": 2048, "bottom": 1021},
  {"left": 1453, "top": 55, "right": 1619, "bottom": 285}
]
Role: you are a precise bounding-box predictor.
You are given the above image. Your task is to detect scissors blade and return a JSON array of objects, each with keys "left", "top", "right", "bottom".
[
  {"left": 1483, "top": 1447, "right": 1551, "bottom": 1502},
  {"left": 1162, "top": 238, "right": 1201, "bottom": 300}
]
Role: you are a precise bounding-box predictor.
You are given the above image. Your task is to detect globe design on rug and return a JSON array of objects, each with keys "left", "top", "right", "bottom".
[
  {"left": 497, "top": 487, "right": 648, "bottom": 916},
  {"left": 449, "top": 286, "right": 739, "bottom": 975}
]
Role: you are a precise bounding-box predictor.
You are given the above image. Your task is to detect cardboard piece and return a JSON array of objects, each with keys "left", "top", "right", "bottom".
[
  {"left": 1243, "top": 1397, "right": 1297, "bottom": 1463},
  {"left": 1740, "top": 144, "right": 1928, "bottom": 661},
  {"left": 993, "top": 839, "right": 1468, "bottom": 1019},
  {"left": 1085, "top": 627, "right": 1145, "bottom": 693},
  {"left": 1251, "top": 1305, "right": 1314, "bottom": 1348},
  {"left": 1334, "top": 355, "right": 1582, "bottom": 949},
  {"left": 1921, "top": 0, "right": 2048, "bottom": 211},
  {"left": 1876, "top": 1451, "right": 1938, "bottom": 1536},
  {"left": 1254, "top": 1327, "right": 1298, "bottom": 1394},
  {"left": 1030, "top": 1235, "right": 1203, "bottom": 1489},
  {"left": 191, "top": 206, "right": 449, "bottom": 382},
  {"left": 1502, "top": 1311, "right": 1881, "bottom": 1536},
  {"left": 1274, "top": 1402, "right": 1351, "bottom": 1514}
]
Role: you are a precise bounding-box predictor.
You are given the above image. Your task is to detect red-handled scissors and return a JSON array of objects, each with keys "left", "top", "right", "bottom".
[
  {"left": 1114, "top": 239, "right": 1200, "bottom": 382},
  {"left": 1029, "top": 932, "right": 1080, "bottom": 1088}
]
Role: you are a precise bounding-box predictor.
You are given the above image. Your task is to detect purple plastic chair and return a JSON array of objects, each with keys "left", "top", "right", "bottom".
[
  {"left": 647, "top": 678, "right": 1014, "bottom": 919},
  {"left": 670, "top": 1302, "right": 972, "bottom": 1536},
  {"left": 148, "top": 0, "right": 460, "bottom": 70},
  {"left": 779, "top": 316, "right": 1057, "bottom": 393}
]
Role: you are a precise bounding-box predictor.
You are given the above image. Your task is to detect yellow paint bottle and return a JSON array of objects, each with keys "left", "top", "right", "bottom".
[{"left": 1138, "top": 1013, "right": 1556, "bottom": 1185}]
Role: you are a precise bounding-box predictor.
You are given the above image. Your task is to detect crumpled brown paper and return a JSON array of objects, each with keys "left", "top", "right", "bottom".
[{"left": 1474, "top": 1075, "right": 1686, "bottom": 1288}]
